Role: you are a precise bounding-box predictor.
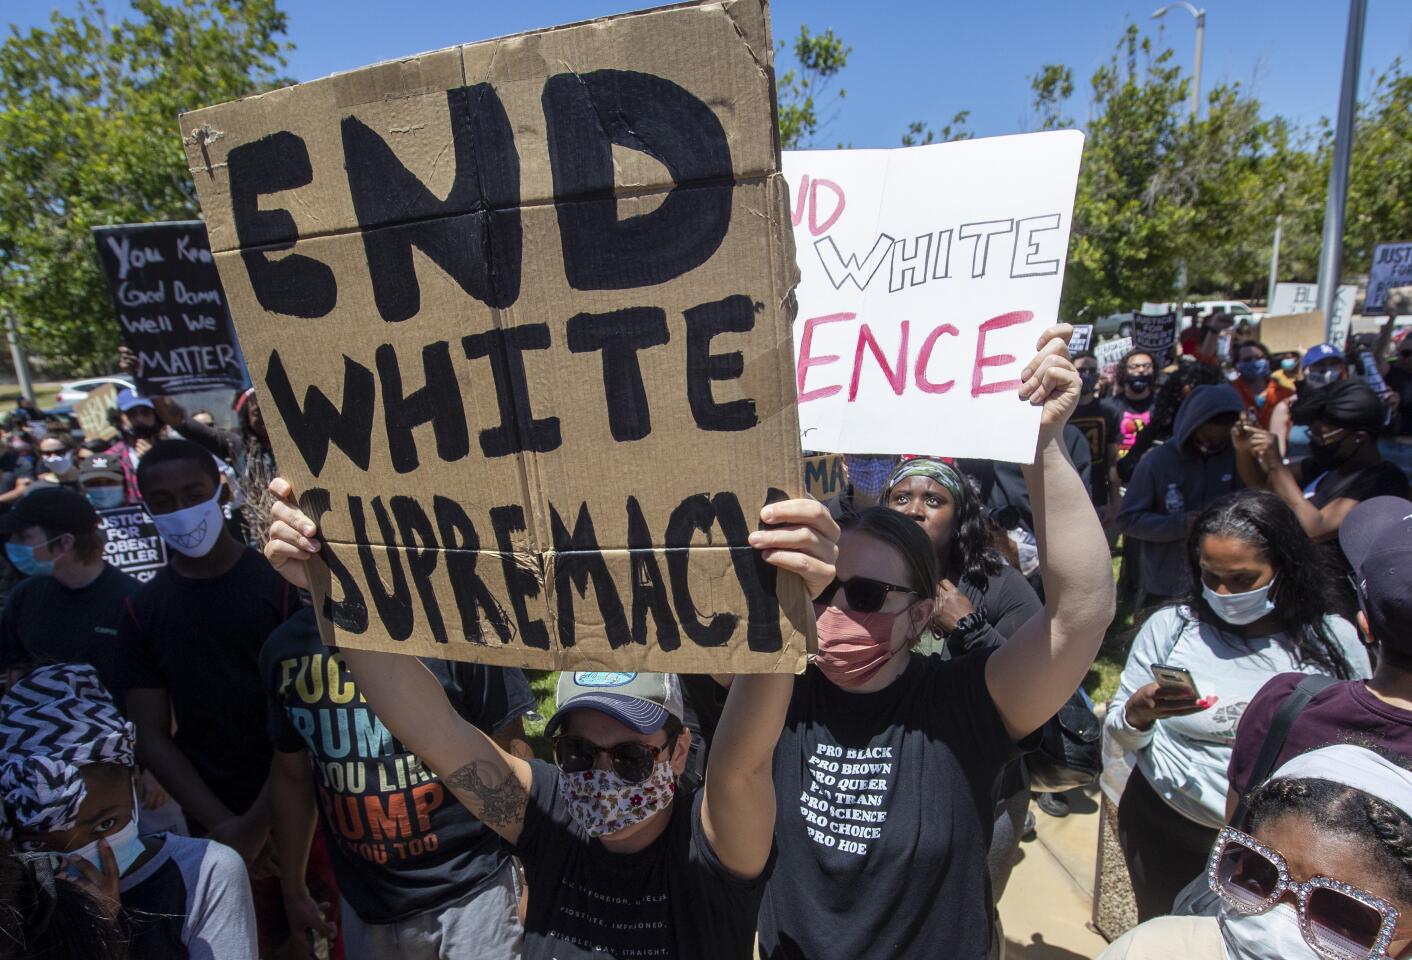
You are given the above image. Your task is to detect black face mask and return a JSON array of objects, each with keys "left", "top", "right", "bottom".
[
  {"left": 1126, "top": 375, "right": 1152, "bottom": 394},
  {"left": 1308, "top": 432, "right": 1358, "bottom": 471},
  {"left": 1079, "top": 370, "right": 1100, "bottom": 394},
  {"left": 127, "top": 422, "right": 161, "bottom": 439}
]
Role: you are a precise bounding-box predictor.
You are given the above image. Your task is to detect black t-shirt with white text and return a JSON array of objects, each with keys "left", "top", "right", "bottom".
[
  {"left": 0, "top": 564, "right": 140, "bottom": 700},
  {"left": 262, "top": 608, "right": 534, "bottom": 923},
  {"left": 514, "top": 760, "right": 770, "bottom": 959},
  {"left": 118, "top": 547, "right": 295, "bottom": 816},
  {"left": 758, "top": 652, "right": 1018, "bottom": 960}
]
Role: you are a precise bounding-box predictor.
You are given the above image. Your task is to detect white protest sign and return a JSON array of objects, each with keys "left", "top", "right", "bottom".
[
  {"left": 1270, "top": 282, "right": 1356, "bottom": 343},
  {"left": 1366, "top": 243, "right": 1412, "bottom": 315},
  {"left": 1095, "top": 336, "right": 1132, "bottom": 378},
  {"left": 786, "top": 131, "right": 1084, "bottom": 463}
]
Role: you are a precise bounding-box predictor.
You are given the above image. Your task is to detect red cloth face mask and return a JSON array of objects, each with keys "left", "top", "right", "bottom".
[{"left": 814, "top": 605, "right": 911, "bottom": 688}]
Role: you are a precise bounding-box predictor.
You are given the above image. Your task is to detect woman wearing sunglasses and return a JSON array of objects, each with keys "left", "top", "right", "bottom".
[
  {"left": 263, "top": 481, "right": 841, "bottom": 960},
  {"left": 1107, "top": 491, "right": 1370, "bottom": 922},
  {"left": 1101, "top": 744, "right": 1412, "bottom": 960},
  {"left": 882, "top": 456, "right": 1044, "bottom": 896},
  {"left": 757, "top": 325, "right": 1117, "bottom": 960}
]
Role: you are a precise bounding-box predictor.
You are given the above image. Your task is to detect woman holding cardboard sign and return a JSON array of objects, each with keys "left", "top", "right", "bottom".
[
  {"left": 264, "top": 477, "right": 839, "bottom": 959},
  {"left": 757, "top": 324, "right": 1117, "bottom": 960}
]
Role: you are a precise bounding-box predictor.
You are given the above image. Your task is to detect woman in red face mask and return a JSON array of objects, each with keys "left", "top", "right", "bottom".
[{"left": 757, "top": 325, "right": 1118, "bottom": 960}]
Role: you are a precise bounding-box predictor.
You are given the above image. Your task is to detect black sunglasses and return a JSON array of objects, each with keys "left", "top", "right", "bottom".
[
  {"left": 818, "top": 575, "right": 918, "bottom": 614},
  {"left": 551, "top": 735, "right": 672, "bottom": 784}
]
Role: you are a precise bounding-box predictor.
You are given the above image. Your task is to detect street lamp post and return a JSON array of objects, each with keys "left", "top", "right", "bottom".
[
  {"left": 1152, "top": 2, "right": 1206, "bottom": 119},
  {"left": 1316, "top": 0, "right": 1368, "bottom": 338}
]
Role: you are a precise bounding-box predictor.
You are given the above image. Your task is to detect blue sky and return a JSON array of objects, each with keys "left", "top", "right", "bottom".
[{"left": 9, "top": 1, "right": 1412, "bottom": 146}]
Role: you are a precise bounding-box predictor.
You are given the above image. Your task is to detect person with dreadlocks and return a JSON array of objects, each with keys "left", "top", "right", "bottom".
[{"left": 0, "top": 663, "right": 256, "bottom": 957}]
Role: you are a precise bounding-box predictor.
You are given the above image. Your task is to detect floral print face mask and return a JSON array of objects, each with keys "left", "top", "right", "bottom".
[{"left": 557, "top": 761, "right": 678, "bottom": 838}]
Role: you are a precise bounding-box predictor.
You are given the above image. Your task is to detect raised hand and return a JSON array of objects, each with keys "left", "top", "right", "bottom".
[{"left": 1019, "top": 323, "right": 1081, "bottom": 442}]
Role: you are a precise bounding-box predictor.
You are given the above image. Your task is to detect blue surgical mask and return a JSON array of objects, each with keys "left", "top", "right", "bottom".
[
  {"left": 6, "top": 538, "right": 59, "bottom": 577},
  {"left": 1237, "top": 358, "right": 1271, "bottom": 381},
  {"left": 50, "top": 787, "right": 145, "bottom": 878},
  {"left": 1280, "top": 358, "right": 1298, "bottom": 374},
  {"left": 84, "top": 487, "right": 126, "bottom": 510}
]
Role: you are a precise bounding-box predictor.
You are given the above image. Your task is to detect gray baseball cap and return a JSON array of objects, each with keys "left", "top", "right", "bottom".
[{"left": 547, "top": 672, "right": 685, "bottom": 736}]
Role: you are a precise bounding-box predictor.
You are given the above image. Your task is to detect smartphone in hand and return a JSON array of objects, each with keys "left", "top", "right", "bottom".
[{"left": 1152, "top": 664, "right": 1201, "bottom": 700}]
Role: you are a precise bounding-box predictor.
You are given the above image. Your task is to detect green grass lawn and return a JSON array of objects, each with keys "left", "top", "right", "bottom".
[{"left": 0, "top": 381, "right": 63, "bottom": 411}]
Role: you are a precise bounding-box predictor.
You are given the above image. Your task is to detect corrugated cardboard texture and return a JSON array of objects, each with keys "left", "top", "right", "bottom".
[
  {"left": 180, "top": 0, "right": 808, "bottom": 672},
  {"left": 1261, "top": 311, "right": 1326, "bottom": 356}
]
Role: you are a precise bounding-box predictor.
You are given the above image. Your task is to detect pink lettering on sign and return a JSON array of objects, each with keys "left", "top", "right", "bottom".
[
  {"left": 849, "top": 322, "right": 909, "bottom": 400},
  {"left": 972, "top": 310, "right": 1033, "bottom": 397},
  {"left": 790, "top": 175, "right": 846, "bottom": 237},
  {"left": 796, "top": 312, "right": 1031, "bottom": 404},
  {"left": 796, "top": 312, "right": 852, "bottom": 402},
  {"left": 914, "top": 324, "right": 959, "bottom": 394}
]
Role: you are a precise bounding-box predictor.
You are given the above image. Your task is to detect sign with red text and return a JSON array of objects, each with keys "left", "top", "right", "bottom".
[{"left": 785, "top": 132, "right": 1083, "bottom": 463}]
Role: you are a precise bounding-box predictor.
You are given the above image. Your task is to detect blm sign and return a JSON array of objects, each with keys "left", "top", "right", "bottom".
[
  {"left": 181, "top": 1, "right": 809, "bottom": 672},
  {"left": 93, "top": 221, "right": 245, "bottom": 396}
]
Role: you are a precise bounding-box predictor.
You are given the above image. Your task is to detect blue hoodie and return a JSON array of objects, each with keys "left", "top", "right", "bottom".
[{"left": 1118, "top": 385, "right": 1245, "bottom": 600}]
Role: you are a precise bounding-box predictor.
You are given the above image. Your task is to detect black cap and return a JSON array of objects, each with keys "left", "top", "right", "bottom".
[
  {"left": 0, "top": 486, "right": 100, "bottom": 537},
  {"left": 79, "top": 453, "right": 124, "bottom": 485},
  {"left": 1291, "top": 378, "right": 1385, "bottom": 432},
  {"left": 1338, "top": 496, "right": 1412, "bottom": 642}
]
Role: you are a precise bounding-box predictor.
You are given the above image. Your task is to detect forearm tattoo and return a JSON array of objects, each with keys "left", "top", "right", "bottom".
[{"left": 444, "top": 761, "right": 528, "bottom": 827}]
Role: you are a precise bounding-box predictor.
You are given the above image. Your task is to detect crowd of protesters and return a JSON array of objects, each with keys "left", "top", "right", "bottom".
[{"left": 0, "top": 309, "right": 1406, "bottom": 960}]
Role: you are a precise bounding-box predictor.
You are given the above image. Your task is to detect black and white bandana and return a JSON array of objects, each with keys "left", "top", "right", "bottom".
[{"left": 0, "top": 663, "right": 135, "bottom": 838}]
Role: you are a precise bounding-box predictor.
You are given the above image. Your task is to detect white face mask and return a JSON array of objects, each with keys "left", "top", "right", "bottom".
[
  {"left": 1203, "top": 578, "right": 1277, "bottom": 626},
  {"left": 48, "top": 787, "right": 146, "bottom": 879},
  {"left": 1219, "top": 903, "right": 1319, "bottom": 960},
  {"left": 42, "top": 452, "right": 75, "bottom": 476},
  {"left": 151, "top": 491, "right": 224, "bottom": 558}
]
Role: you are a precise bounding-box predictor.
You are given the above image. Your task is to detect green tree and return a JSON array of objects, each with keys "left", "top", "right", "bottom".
[
  {"left": 900, "top": 111, "right": 972, "bottom": 146},
  {"left": 1343, "top": 61, "right": 1412, "bottom": 276},
  {"left": 777, "top": 25, "right": 851, "bottom": 149},
  {"left": 0, "top": 0, "right": 289, "bottom": 373}
]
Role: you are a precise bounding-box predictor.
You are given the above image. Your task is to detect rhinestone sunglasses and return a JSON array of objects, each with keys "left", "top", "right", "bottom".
[{"left": 1208, "top": 826, "right": 1402, "bottom": 960}]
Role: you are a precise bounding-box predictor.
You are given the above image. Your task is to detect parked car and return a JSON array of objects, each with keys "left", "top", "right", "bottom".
[
  {"left": 1095, "top": 311, "right": 1135, "bottom": 338},
  {"left": 55, "top": 376, "right": 136, "bottom": 406}
]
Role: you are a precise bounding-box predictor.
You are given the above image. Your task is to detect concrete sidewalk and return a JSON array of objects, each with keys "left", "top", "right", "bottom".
[{"left": 998, "top": 788, "right": 1109, "bottom": 960}]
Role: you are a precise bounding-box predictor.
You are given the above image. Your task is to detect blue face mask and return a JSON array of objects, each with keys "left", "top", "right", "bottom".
[
  {"left": 84, "top": 487, "right": 125, "bottom": 510},
  {"left": 1280, "top": 358, "right": 1298, "bottom": 374},
  {"left": 1237, "top": 358, "right": 1271, "bottom": 381},
  {"left": 6, "top": 539, "right": 59, "bottom": 577}
]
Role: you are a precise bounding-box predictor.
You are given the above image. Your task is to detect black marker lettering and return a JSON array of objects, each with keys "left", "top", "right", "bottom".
[
  {"left": 567, "top": 307, "right": 670, "bottom": 442},
  {"left": 264, "top": 350, "right": 375, "bottom": 477},
  {"left": 390, "top": 496, "right": 446, "bottom": 643},
  {"left": 489, "top": 506, "right": 550, "bottom": 651},
  {"left": 462, "top": 325, "right": 560, "bottom": 457},
  {"left": 684, "top": 295, "right": 758, "bottom": 431},
  {"left": 342, "top": 85, "right": 522, "bottom": 321},
  {"left": 300, "top": 488, "right": 368, "bottom": 633},
  {"left": 377, "top": 341, "right": 470, "bottom": 473},
  {"left": 665, "top": 494, "right": 736, "bottom": 647},
  {"left": 349, "top": 496, "right": 414, "bottom": 642},
  {"left": 549, "top": 503, "right": 629, "bottom": 649},
  {"left": 626, "top": 496, "right": 678, "bottom": 650},
  {"left": 227, "top": 131, "right": 337, "bottom": 318},
  {"left": 542, "top": 69, "right": 732, "bottom": 290},
  {"left": 433, "top": 496, "right": 514, "bottom": 645}
]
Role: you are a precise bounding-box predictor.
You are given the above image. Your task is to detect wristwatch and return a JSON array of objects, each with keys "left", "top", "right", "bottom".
[{"left": 949, "top": 612, "right": 986, "bottom": 642}]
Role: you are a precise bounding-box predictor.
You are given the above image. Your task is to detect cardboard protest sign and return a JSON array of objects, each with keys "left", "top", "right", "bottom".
[
  {"left": 1069, "top": 324, "right": 1094, "bottom": 355},
  {"left": 75, "top": 385, "right": 119, "bottom": 442},
  {"left": 1260, "top": 311, "right": 1326, "bottom": 356},
  {"left": 1270, "top": 283, "right": 1356, "bottom": 345},
  {"left": 784, "top": 131, "right": 1083, "bottom": 463},
  {"left": 1366, "top": 243, "right": 1412, "bottom": 315},
  {"left": 92, "top": 222, "right": 246, "bottom": 396},
  {"left": 802, "top": 454, "right": 845, "bottom": 501},
  {"left": 180, "top": 0, "right": 809, "bottom": 673},
  {"left": 1095, "top": 337, "right": 1132, "bottom": 379},
  {"left": 1132, "top": 312, "right": 1178, "bottom": 365},
  {"left": 98, "top": 504, "right": 167, "bottom": 583}
]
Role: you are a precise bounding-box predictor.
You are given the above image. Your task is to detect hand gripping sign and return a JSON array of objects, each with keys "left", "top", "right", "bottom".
[
  {"left": 785, "top": 132, "right": 1084, "bottom": 463},
  {"left": 180, "top": 0, "right": 810, "bottom": 673}
]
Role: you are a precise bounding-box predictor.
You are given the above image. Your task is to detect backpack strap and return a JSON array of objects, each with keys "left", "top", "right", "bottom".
[{"left": 1231, "top": 673, "right": 1342, "bottom": 829}]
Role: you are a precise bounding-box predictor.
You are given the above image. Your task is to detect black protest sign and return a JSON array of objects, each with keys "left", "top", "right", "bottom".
[
  {"left": 181, "top": 1, "right": 809, "bottom": 673},
  {"left": 1068, "top": 324, "right": 1094, "bottom": 355},
  {"left": 92, "top": 221, "right": 246, "bottom": 396},
  {"left": 1133, "top": 312, "right": 1179, "bottom": 364},
  {"left": 98, "top": 504, "right": 167, "bottom": 583}
]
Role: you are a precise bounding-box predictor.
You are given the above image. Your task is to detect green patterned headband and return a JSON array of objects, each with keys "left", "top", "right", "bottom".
[{"left": 885, "top": 458, "right": 965, "bottom": 500}]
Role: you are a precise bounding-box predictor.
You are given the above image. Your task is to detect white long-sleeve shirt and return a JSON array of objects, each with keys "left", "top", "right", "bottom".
[{"left": 1105, "top": 606, "right": 1370, "bottom": 828}]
